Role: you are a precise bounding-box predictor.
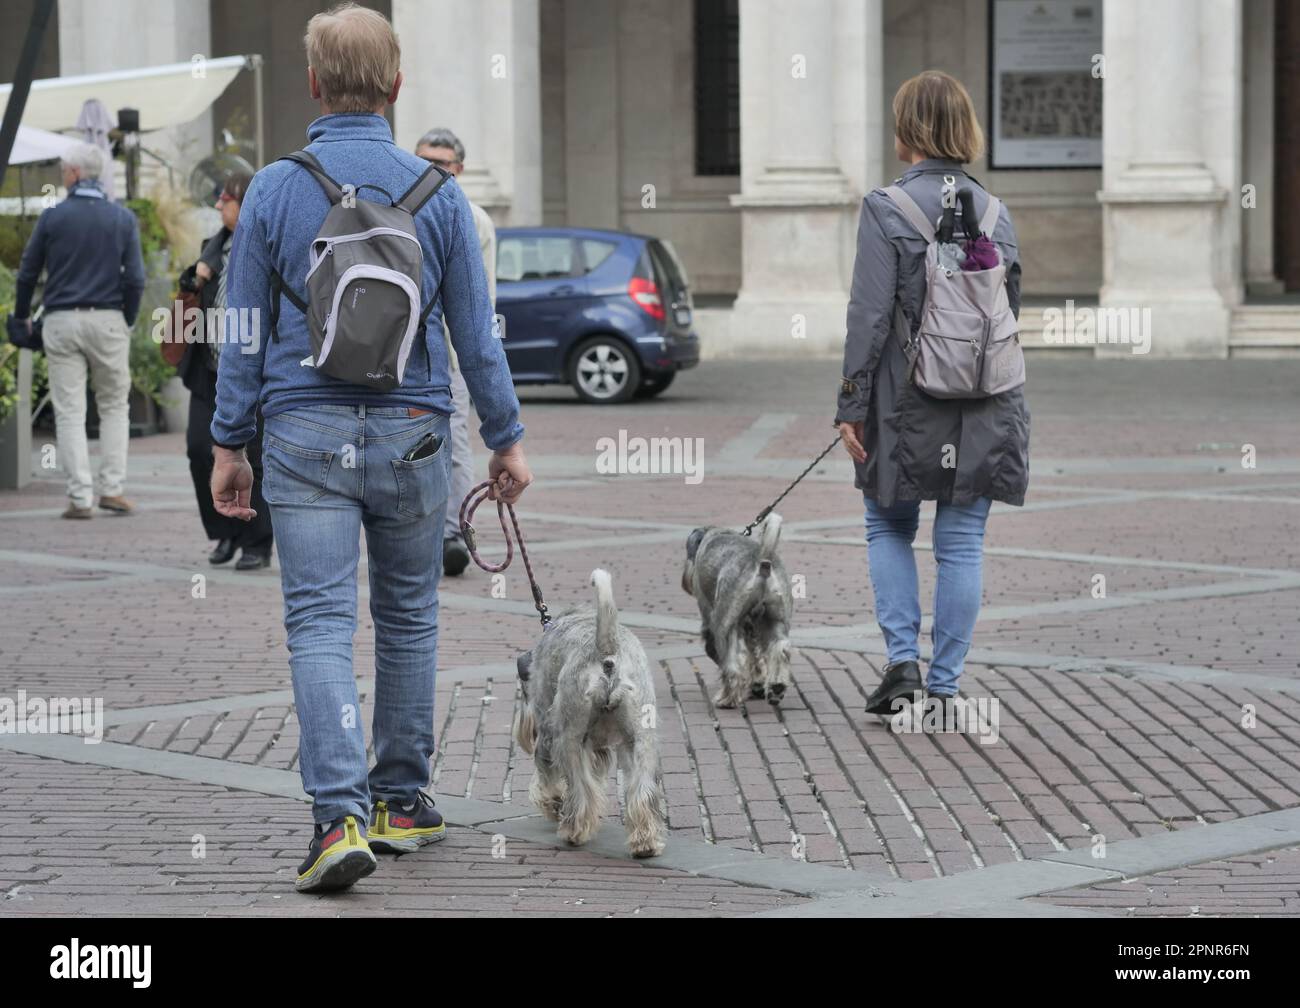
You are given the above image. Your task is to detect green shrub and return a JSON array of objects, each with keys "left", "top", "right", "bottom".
[
  {"left": 0, "top": 262, "right": 50, "bottom": 425},
  {"left": 0, "top": 215, "right": 37, "bottom": 271},
  {"left": 126, "top": 198, "right": 167, "bottom": 263},
  {"left": 130, "top": 270, "right": 176, "bottom": 403},
  {"left": 0, "top": 198, "right": 178, "bottom": 423}
]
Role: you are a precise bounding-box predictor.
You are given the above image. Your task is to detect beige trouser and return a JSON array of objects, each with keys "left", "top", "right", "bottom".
[{"left": 43, "top": 308, "right": 132, "bottom": 508}]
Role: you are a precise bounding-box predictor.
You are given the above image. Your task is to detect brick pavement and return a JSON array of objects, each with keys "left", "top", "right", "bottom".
[
  {"left": 2, "top": 359, "right": 1300, "bottom": 916},
  {"left": 0, "top": 752, "right": 801, "bottom": 917},
  {"left": 1033, "top": 846, "right": 1300, "bottom": 917}
]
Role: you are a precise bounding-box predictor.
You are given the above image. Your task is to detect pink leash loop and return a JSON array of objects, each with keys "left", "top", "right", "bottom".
[{"left": 458, "top": 479, "right": 551, "bottom": 627}]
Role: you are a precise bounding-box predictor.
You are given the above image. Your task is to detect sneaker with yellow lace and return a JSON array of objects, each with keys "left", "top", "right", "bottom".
[{"left": 368, "top": 791, "right": 447, "bottom": 853}]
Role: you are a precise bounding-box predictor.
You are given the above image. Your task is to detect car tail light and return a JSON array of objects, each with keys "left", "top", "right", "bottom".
[{"left": 628, "top": 277, "right": 665, "bottom": 320}]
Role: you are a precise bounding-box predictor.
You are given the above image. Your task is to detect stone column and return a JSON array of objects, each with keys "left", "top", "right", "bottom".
[
  {"left": 1097, "top": 0, "right": 1237, "bottom": 357},
  {"left": 728, "top": 0, "right": 878, "bottom": 357},
  {"left": 392, "top": 0, "right": 542, "bottom": 226},
  {"left": 561, "top": 0, "right": 620, "bottom": 230}
]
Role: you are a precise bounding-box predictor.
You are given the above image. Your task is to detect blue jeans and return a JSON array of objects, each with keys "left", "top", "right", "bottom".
[
  {"left": 864, "top": 497, "right": 992, "bottom": 697},
  {"left": 262, "top": 404, "right": 450, "bottom": 825}
]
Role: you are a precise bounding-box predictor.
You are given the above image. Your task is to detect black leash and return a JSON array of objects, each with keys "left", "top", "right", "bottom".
[{"left": 741, "top": 433, "right": 844, "bottom": 535}]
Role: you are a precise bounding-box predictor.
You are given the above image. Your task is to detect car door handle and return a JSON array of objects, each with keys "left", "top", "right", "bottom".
[{"left": 549, "top": 285, "right": 576, "bottom": 296}]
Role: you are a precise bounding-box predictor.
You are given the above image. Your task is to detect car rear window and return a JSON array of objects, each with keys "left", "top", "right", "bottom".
[
  {"left": 648, "top": 240, "right": 689, "bottom": 298},
  {"left": 579, "top": 239, "right": 618, "bottom": 274},
  {"left": 498, "top": 236, "right": 574, "bottom": 282}
]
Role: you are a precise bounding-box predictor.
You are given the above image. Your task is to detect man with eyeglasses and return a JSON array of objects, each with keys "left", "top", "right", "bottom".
[{"left": 414, "top": 127, "right": 498, "bottom": 576}]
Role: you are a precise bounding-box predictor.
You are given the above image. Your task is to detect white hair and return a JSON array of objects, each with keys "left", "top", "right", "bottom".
[{"left": 61, "top": 142, "right": 104, "bottom": 180}]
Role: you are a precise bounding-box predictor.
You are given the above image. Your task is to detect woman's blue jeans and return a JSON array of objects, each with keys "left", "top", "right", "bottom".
[{"left": 864, "top": 496, "right": 992, "bottom": 697}]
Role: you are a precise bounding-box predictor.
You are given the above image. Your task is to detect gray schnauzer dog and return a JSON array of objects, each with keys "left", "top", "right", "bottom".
[
  {"left": 515, "top": 569, "right": 667, "bottom": 858},
  {"left": 682, "top": 513, "right": 794, "bottom": 708}
]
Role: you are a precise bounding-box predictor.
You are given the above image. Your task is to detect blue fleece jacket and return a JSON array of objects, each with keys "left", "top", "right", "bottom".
[{"left": 211, "top": 113, "right": 523, "bottom": 451}]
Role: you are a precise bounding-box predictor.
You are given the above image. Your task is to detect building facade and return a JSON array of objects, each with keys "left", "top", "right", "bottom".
[{"left": 17, "top": 0, "right": 1299, "bottom": 357}]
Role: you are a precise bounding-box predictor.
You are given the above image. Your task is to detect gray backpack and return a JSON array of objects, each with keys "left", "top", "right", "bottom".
[
  {"left": 880, "top": 184, "right": 1025, "bottom": 399},
  {"left": 269, "top": 150, "right": 450, "bottom": 391}
]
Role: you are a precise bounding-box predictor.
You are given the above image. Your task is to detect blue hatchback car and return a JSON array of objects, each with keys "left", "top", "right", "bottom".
[{"left": 493, "top": 227, "right": 700, "bottom": 403}]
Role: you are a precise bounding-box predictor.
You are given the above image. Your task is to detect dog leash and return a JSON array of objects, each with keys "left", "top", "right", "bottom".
[
  {"left": 741, "top": 433, "right": 844, "bottom": 536},
  {"left": 459, "top": 479, "right": 552, "bottom": 629}
]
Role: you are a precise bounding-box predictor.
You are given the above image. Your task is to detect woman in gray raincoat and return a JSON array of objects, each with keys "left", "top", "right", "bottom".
[{"left": 835, "top": 71, "right": 1030, "bottom": 714}]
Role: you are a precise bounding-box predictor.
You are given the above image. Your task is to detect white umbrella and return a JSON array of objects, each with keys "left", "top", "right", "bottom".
[
  {"left": 4, "top": 126, "right": 82, "bottom": 219},
  {"left": 7, "top": 123, "right": 80, "bottom": 166},
  {"left": 0, "top": 56, "right": 250, "bottom": 134},
  {"left": 76, "top": 98, "right": 115, "bottom": 198}
]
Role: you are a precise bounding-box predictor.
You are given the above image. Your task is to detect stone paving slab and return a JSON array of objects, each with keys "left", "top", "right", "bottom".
[{"left": 983, "top": 496, "right": 1300, "bottom": 571}]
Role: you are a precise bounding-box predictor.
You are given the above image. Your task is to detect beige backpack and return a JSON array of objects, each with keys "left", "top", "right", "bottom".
[{"left": 881, "top": 184, "right": 1025, "bottom": 399}]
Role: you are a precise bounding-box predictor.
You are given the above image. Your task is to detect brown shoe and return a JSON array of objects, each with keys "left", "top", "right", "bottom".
[
  {"left": 61, "top": 504, "right": 94, "bottom": 520},
  {"left": 97, "top": 495, "right": 134, "bottom": 515}
]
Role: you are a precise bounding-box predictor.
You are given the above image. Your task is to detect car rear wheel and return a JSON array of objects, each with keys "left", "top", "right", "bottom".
[
  {"left": 569, "top": 337, "right": 641, "bottom": 404},
  {"left": 636, "top": 373, "right": 676, "bottom": 398}
]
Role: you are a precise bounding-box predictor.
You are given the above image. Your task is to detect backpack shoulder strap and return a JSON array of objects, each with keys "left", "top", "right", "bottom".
[
  {"left": 880, "top": 185, "right": 935, "bottom": 243},
  {"left": 267, "top": 269, "right": 307, "bottom": 344},
  {"left": 395, "top": 164, "right": 453, "bottom": 345},
  {"left": 395, "top": 163, "right": 451, "bottom": 215},
  {"left": 978, "top": 193, "right": 1002, "bottom": 237},
  {"left": 280, "top": 150, "right": 344, "bottom": 205}
]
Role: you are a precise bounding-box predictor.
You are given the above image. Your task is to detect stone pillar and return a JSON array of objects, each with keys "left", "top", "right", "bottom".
[
  {"left": 1097, "top": 0, "right": 1237, "bottom": 357},
  {"left": 562, "top": 0, "right": 620, "bottom": 230},
  {"left": 392, "top": 0, "right": 542, "bottom": 226},
  {"left": 728, "top": 0, "right": 879, "bottom": 357}
]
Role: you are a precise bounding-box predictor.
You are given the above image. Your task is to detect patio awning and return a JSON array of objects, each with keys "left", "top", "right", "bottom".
[
  {"left": 7, "top": 124, "right": 82, "bottom": 165},
  {"left": 0, "top": 55, "right": 253, "bottom": 134}
]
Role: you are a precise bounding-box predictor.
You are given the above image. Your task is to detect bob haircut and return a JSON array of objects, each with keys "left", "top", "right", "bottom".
[{"left": 892, "top": 70, "right": 985, "bottom": 164}]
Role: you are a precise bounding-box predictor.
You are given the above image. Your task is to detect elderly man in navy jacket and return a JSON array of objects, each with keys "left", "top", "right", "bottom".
[{"left": 15, "top": 141, "right": 144, "bottom": 519}]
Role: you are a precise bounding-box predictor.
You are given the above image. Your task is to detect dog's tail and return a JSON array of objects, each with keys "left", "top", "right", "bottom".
[
  {"left": 758, "top": 512, "right": 782, "bottom": 571},
  {"left": 516, "top": 705, "right": 537, "bottom": 755},
  {"left": 681, "top": 529, "right": 704, "bottom": 597},
  {"left": 591, "top": 568, "right": 619, "bottom": 664}
]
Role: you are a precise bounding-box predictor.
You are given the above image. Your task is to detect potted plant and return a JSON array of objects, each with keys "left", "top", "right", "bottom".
[{"left": 123, "top": 198, "right": 178, "bottom": 436}]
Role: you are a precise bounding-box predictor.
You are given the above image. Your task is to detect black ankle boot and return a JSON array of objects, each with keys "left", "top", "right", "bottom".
[
  {"left": 208, "top": 538, "right": 236, "bottom": 565},
  {"left": 864, "top": 660, "right": 923, "bottom": 715},
  {"left": 235, "top": 548, "right": 272, "bottom": 570}
]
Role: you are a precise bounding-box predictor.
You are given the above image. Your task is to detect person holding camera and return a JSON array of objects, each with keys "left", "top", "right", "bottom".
[{"left": 176, "top": 170, "right": 274, "bottom": 569}]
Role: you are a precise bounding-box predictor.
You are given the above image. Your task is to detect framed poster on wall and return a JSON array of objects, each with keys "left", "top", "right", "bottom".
[{"left": 988, "top": 0, "right": 1103, "bottom": 169}]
